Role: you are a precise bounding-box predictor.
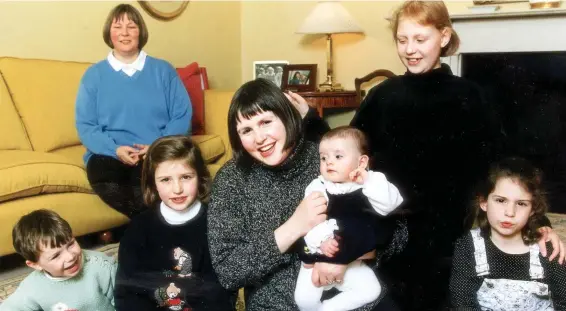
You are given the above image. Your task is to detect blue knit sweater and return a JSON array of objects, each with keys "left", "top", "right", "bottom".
[{"left": 76, "top": 56, "right": 191, "bottom": 164}]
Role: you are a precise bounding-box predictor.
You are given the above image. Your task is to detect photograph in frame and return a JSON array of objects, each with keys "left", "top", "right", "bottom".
[
  {"left": 281, "top": 64, "right": 318, "bottom": 92},
  {"left": 253, "top": 60, "right": 289, "bottom": 88}
]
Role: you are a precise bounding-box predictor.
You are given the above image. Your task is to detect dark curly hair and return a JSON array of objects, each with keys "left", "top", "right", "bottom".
[{"left": 474, "top": 157, "right": 548, "bottom": 244}]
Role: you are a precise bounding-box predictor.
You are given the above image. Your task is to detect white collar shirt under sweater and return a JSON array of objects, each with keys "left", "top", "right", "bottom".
[
  {"left": 0, "top": 250, "right": 117, "bottom": 311},
  {"left": 107, "top": 50, "right": 147, "bottom": 77}
]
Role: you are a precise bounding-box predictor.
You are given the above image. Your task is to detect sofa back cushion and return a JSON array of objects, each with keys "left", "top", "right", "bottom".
[
  {"left": 177, "top": 62, "right": 209, "bottom": 135},
  {"left": 0, "top": 73, "right": 32, "bottom": 151},
  {"left": 0, "top": 58, "right": 89, "bottom": 152}
]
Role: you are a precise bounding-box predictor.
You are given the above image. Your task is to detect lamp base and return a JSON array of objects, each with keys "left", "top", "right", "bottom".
[{"left": 318, "top": 81, "right": 344, "bottom": 92}]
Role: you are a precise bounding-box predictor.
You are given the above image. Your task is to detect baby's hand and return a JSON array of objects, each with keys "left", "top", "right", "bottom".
[
  {"left": 349, "top": 168, "right": 368, "bottom": 184},
  {"left": 320, "top": 238, "right": 339, "bottom": 257}
]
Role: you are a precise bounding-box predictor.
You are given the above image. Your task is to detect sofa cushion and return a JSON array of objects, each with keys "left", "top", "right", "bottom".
[
  {"left": 204, "top": 90, "right": 234, "bottom": 163},
  {"left": 177, "top": 63, "right": 206, "bottom": 135},
  {"left": 0, "top": 150, "right": 93, "bottom": 203},
  {"left": 191, "top": 134, "right": 225, "bottom": 164},
  {"left": 0, "top": 74, "right": 32, "bottom": 151},
  {"left": 0, "top": 193, "right": 129, "bottom": 256},
  {"left": 51, "top": 145, "right": 87, "bottom": 168},
  {"left": 0, "top": 58, "right": 89, "bottom": 152},
  {"left": 50, "top": 136, "right": 223, "bottom": 168}
]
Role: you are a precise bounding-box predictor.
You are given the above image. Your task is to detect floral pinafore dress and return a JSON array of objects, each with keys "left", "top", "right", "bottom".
[{"left": 470, "top": 229, "right": 554, "bottom": 310}]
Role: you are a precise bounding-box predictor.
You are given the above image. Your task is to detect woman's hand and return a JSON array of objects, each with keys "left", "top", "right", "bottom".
[
  {"left": 133, "top": 144, "right": 149, "bottom": 160},
  {"left": 116, "top": 146, "right": 140, "bottom": 166},
  {"left": 291, "top": 191, "right": 328, "bottom": 237},
  {"left": 284, "top": 91, "right": 310, "bottom": 119},
  {"left": 311, "top": 262, "right": 347, "bottom": 287},
  {"left": 274, "top": 192, "right": 327, "bottom": 253},
  {"left": 538, "top": 226, "right": 565, "bottom": 264}
]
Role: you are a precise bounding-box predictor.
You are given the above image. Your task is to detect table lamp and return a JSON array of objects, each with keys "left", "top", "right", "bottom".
[{"left": 297, "top": 1, "right": 364, "bottom": 92}]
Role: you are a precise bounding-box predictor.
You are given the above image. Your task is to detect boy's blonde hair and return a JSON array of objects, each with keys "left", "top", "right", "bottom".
[
  {"left": 390, "top": 1, "right": 460, "bottom": 57},
  {"left": 321, "top": 126, "right": 369, "bottom": 155},
  {"left": 12, "top": 209, "right": 73, "bottom": 262}
]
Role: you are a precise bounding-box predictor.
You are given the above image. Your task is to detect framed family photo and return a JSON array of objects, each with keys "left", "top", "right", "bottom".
[
  {"left": 253, "top": 60, "right": 289, "bottom": 88},
  {"left": 281, "top": 64, "right": 318, "bottom": 92}
]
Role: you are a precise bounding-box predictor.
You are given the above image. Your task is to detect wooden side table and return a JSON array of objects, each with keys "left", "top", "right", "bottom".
[{"left": 298, "top": 91, "right": 358, "bottom": 117}]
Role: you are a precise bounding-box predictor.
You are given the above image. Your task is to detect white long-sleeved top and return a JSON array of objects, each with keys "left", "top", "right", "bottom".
[{"left": 303, "top": 171, "right": 403, "bottom": 254}]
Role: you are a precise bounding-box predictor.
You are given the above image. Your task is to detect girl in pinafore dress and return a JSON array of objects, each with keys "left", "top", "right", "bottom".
[{"left": 449, "top": 157, "right": 566, "bottom": 311}]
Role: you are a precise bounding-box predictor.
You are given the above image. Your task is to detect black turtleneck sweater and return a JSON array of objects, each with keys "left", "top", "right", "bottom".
[
  {"left": 351, "top": 64, "right": 501, "bottom": 257},
  {"left": 208, "top": 139, "right": 383, "bottom": 311}
]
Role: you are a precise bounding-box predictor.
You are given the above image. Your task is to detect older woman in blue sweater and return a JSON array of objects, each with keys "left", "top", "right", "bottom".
[{"left": 75, "top": 4, "right": 191, "bottom": 218}]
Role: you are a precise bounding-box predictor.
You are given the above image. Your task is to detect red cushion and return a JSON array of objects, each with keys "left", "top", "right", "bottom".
[{"left": 177, "top": 63, "right": 206, "bottom": 135}]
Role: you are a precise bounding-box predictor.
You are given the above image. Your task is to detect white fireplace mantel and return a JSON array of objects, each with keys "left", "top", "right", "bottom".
[{"left": 442, "top": 8, "right": 566, "bottom": 76}]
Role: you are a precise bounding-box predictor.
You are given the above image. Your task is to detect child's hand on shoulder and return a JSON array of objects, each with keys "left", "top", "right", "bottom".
[{"left": 349, "top": 168, "right": 368, "bottom": 185}]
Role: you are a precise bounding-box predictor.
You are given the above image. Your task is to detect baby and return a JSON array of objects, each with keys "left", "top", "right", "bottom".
[{"left": 294, "top": 126, "right": 403, "bottom": 311}]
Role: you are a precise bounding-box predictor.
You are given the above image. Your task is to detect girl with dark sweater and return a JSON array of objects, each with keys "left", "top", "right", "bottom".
[
  {"left": 114, "top": 136, "right": 233, "bottom": 311},
  {"left": 450, "top": 158, "right": 566, "bottom": 310},
  {"left": 350, "top": 1, "right": 565, "bottom": 310}
]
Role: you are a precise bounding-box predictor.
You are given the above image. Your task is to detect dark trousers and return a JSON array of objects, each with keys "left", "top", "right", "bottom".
[
  {"left": 86, "top": 154, "right": 145, "bottom": 218},
  {"left": 380, "top": 256, "right": 451, "bottom": 311},
  {"left": 378, "top": 220, "right": 453, "bottom": 311}
]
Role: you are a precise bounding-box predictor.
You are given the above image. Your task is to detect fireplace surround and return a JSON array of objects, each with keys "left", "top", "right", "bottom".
[{"left": 444, "top": 9, "right": 566, "bottom": 213}]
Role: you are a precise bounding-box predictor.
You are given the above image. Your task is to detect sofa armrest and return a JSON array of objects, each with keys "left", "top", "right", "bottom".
[
  {"left": 204, "top": 90, "right": 234, "bottom": 165},
  {"left": 547, "top": 213, "right": 566, "bottom": 243}
]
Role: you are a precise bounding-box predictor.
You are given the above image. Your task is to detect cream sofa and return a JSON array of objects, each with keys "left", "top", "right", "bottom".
[{"left": 0, "top": 57, "right": 234, "bottom": 256}]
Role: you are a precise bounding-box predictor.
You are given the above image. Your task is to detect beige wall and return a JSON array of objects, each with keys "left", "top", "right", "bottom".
[
  {"left": 0, "top": 1, "right": 542, "bottom": 104},
  {"left": 240, "top": 0, "right": 542, "bottom": 126},
  {"left": 0, "top": 1, "right": 241, "bottom": 90},
  {"left": 241, "top": 1, "right": 539, "bottom": 86}
]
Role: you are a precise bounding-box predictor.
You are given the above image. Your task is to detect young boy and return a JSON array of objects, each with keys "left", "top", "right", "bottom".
[
  {"left": 0, "top": 209, "right": 117, "bottom": 311},
  {"left": 294, "top": 126, "right": 404, "bottom": 311}
]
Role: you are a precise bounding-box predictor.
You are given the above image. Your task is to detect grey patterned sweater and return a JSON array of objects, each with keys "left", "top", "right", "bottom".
[{"left": 208, "top": 139, "right": 383, "bottom": 311}]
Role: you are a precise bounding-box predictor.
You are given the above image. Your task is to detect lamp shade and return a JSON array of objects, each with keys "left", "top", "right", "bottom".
[{"left": 296, "top": 1, "right": 364, "bottom": 35}]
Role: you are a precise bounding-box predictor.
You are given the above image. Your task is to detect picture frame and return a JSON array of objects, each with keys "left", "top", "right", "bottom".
[
  {"left": 472, "top": 0, "right": 527, "bottom": 4},
  {"left": 253, "top": 60, "right": 289, "bottom": 89},
  {"left": 281, "top": 64, "right": 318, "bottom": 92},
  {"left": 138, "top": 1, "right": 189, "bottom": 21}
]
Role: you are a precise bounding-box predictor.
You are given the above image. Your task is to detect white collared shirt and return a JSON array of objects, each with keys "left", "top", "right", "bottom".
[{"left": 107, "top": 50, "right": 147, "bottom": 77}]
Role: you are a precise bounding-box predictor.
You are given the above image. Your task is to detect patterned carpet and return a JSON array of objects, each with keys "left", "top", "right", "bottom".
[{"left": 1, "top": 214, "right": 564, "bottom": 306}]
